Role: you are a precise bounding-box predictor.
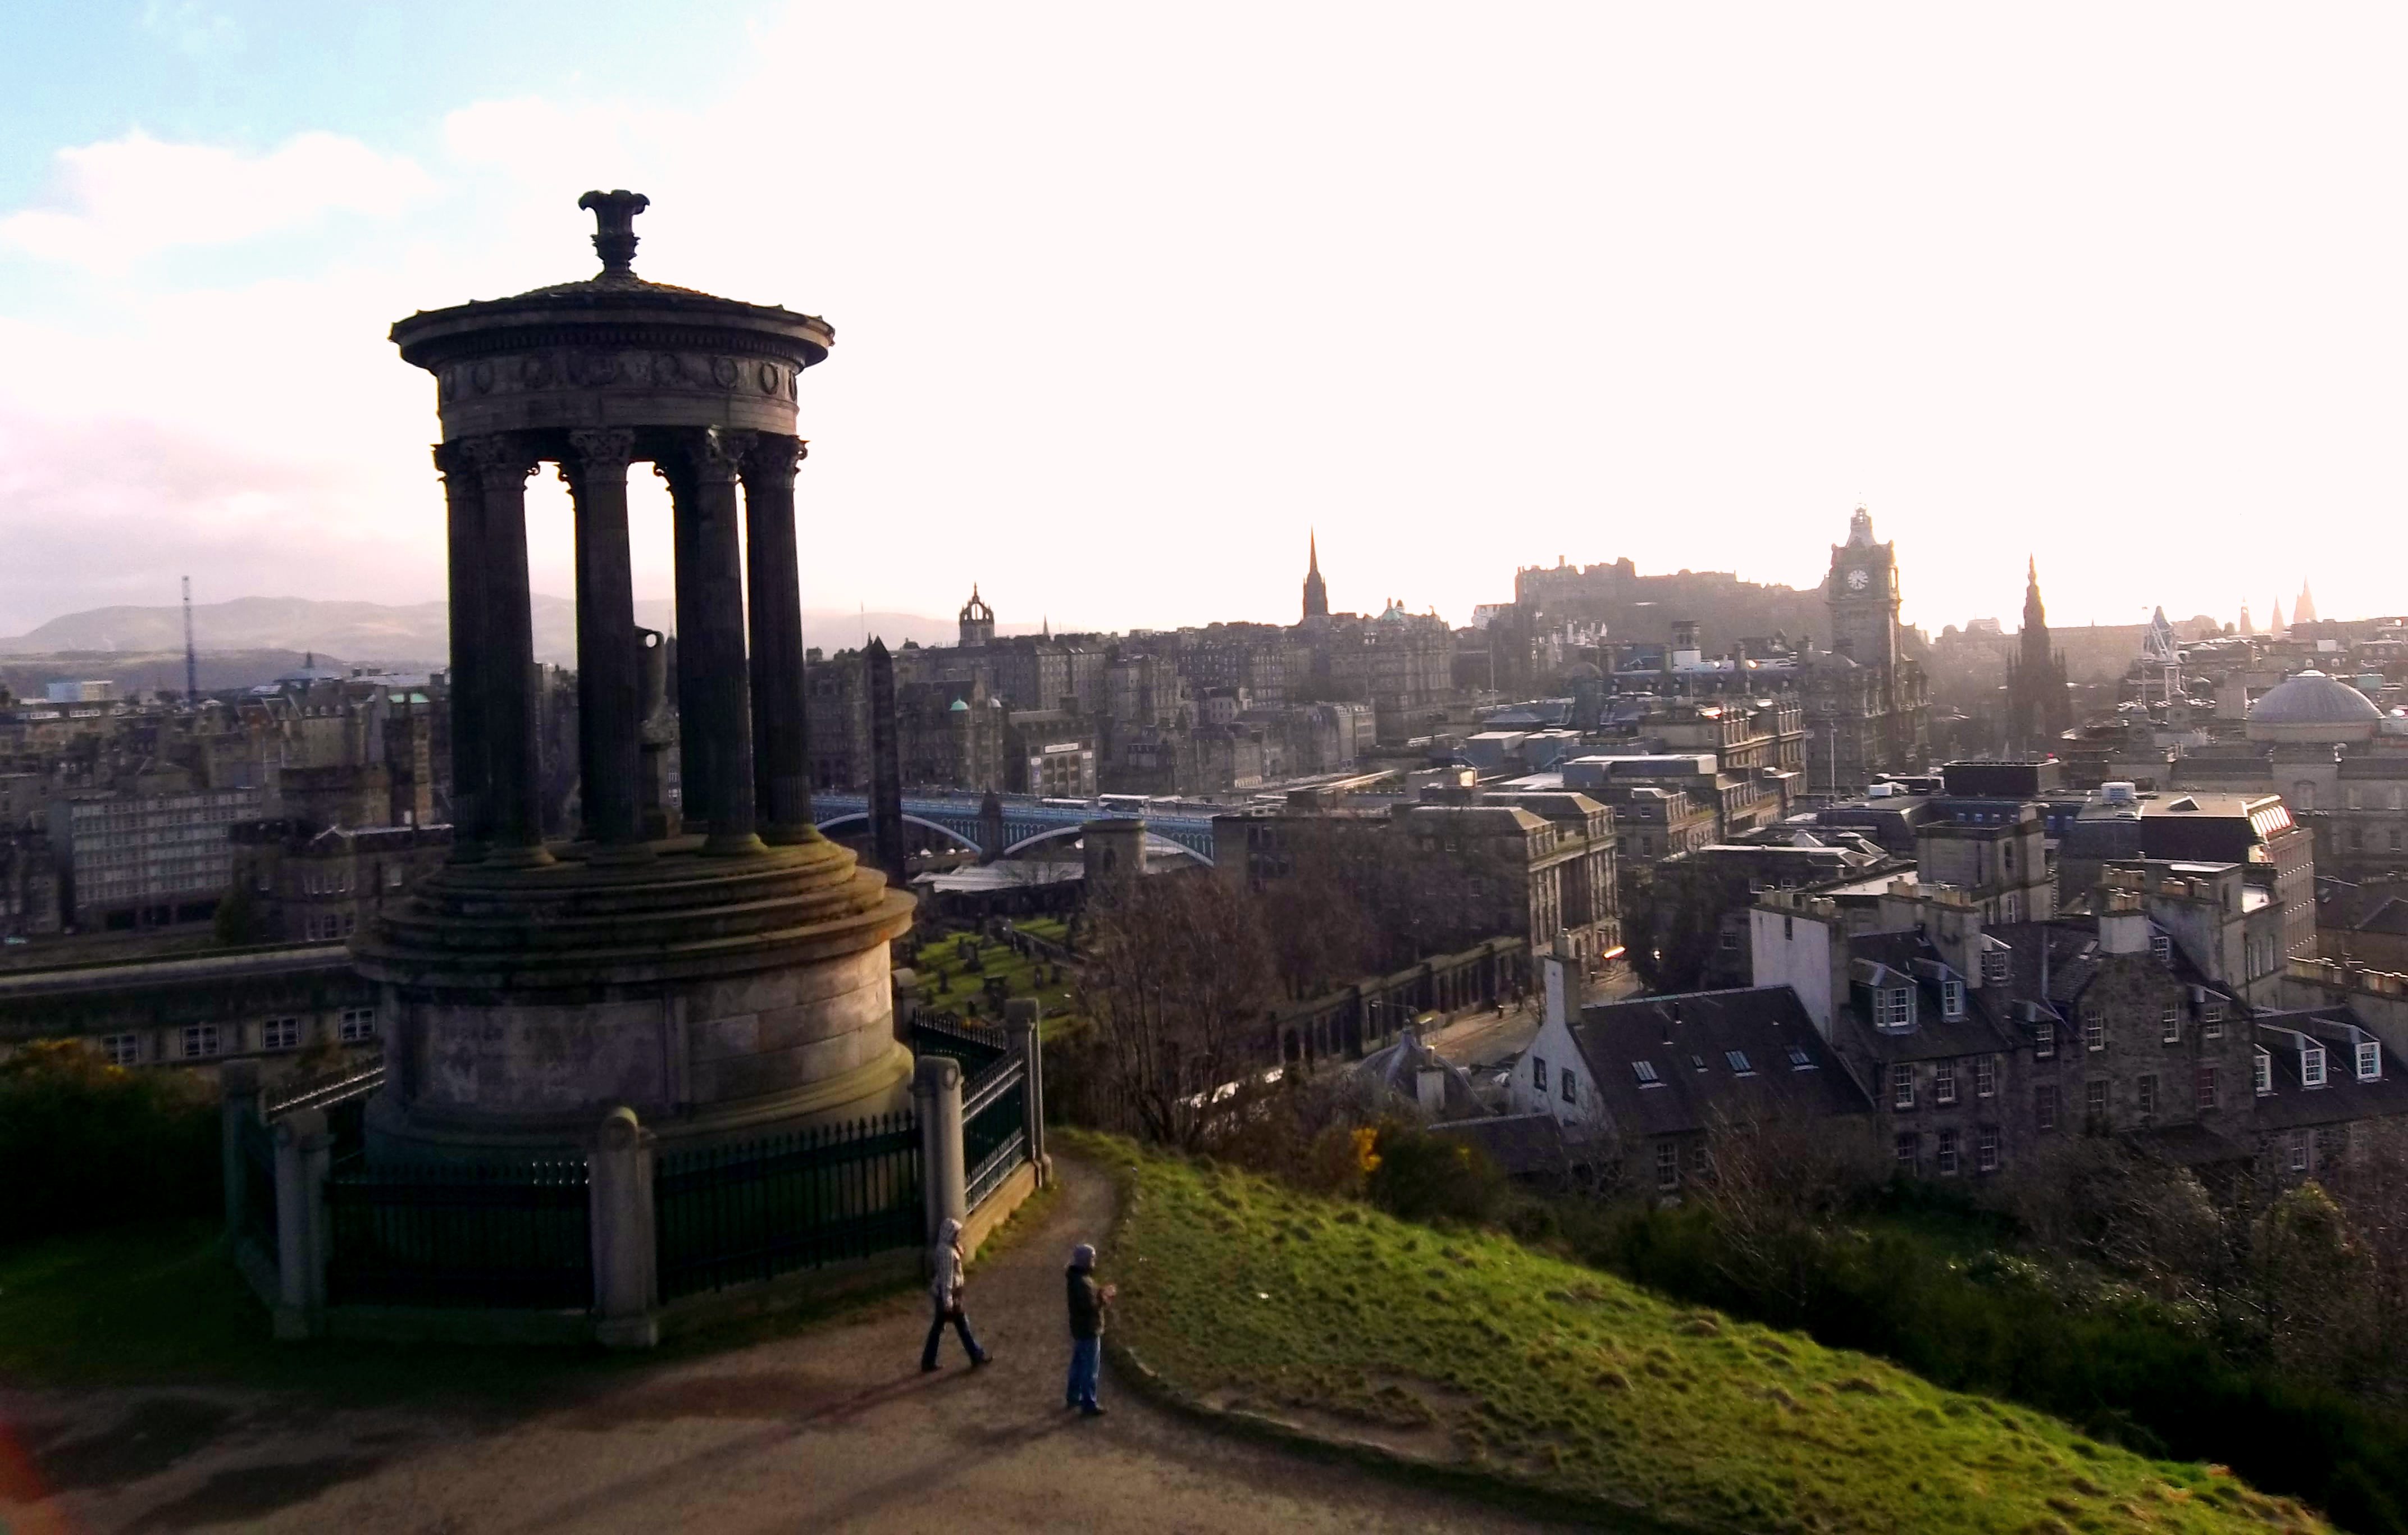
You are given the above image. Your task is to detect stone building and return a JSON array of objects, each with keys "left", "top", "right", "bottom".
[
  {"left": 1802, "top": 508, "right": 1932, "bottom": 792},
  {"left": 2003, "top": 557, "right": 2073, "bottom": 752},
  {"left": 229, "top": 821, "right": 455, "bottom": 943},
  {"left": 49, "top": 784, "right": 264, "bottom": 930}
]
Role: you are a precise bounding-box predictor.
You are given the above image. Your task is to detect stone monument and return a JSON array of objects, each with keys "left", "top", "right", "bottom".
[{"left": 356, "top": 191, "right": 915, "bottom": 1161}]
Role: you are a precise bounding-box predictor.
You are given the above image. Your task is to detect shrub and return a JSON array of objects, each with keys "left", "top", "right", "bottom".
[
  {"left": 0, "top": 1041, "right": 220, "bottom": 1245},
  {"left": 1365, "top": 1122, "right": 1508, "bottom": 1226}
]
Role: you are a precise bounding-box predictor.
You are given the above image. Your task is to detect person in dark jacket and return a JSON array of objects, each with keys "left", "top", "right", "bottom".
[
  {"left": 922, "top": 1216, "right": 989, "bottom": 1371},
  {"left": 1064, "top": 1241, "right": 1114, "bottom": 1414}
]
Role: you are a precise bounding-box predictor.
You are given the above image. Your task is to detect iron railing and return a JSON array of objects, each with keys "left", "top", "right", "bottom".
[
  {"left": 238, "top": 1110, "right": 280, "bottom": 1268},
  {"left": 909, "top": 1013, "right": 1011, "bottom": 1075},
  {"left": 263, "top": 1060, "right": 386, "bottom": 1117},
  {"left": 325, "top": 1158, "right": 592, "bottom": 1309},
  {"left": 654, "top": 1113, "right": 922, "bottom": 1302},
  {"left": 963, "top": 1053, "right": 1029, "bottom": 1209}
]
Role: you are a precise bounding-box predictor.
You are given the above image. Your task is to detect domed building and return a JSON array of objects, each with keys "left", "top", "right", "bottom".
[{"left": 2246, "top": 669, "right": 2382, "bottom": 746}]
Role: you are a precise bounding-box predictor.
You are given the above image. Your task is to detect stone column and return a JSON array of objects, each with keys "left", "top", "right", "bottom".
[
  {"left": 460, "top": 434, "right": 551, "bottom": 866},
  {"left": 1006, "top": 999, "right": 1048, "bottom": 1189},
  {"left": 913, "top": 1054, "right": 966, "bottom": 1245},
  {"left": 435, "top": 444, "right": 491, "bottom": 861},
  {"left": 563, "top": 429, "right": 647, "bottom": 857},
  {"left": 740, "top": 434, "right": 817, "bottom": 844},
  {"left": 667, "top": 429, "right": 762, "bottom": 855},
  {"left": 220, "top": 1058, "right": 260, "bottom": 1241},
  {"left": 589, "top": 1107, "right": 660, "bottom": 1349},
  {"left": 272, "top": 1107, "right": 331, "bottom": 1341}
]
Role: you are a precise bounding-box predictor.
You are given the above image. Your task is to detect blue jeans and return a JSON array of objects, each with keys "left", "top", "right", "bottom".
[
  {"left": 923, "top": 1303, "right": 984, "bottom": 1368},
  {"left": 1066, "top": 1335, "right": 1101, "bottom": 1408}
]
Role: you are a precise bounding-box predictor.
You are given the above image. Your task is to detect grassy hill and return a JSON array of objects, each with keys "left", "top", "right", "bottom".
[{"left": 1093, "top": 1139, "right": 2326, "bottom": 1534}]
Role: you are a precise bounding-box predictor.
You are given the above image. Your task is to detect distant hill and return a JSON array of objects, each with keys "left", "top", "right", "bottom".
[{"left": 0, "top": 596, "right": 1028, "bottom": 671}]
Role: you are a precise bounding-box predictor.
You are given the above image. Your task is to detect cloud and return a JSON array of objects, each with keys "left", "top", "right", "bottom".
[
  {"left": 0, "top": 130, "right": 435, "bottom": 269},
  {"left": 139, "top": 1, "right": 240, "bottom": 58}
]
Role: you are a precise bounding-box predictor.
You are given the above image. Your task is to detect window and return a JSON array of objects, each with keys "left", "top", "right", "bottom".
[
  {"left": 1880, "top": 987, "right": 1914, "bottom": 1029},
  {"left": 2254, "top": 1049, "right": 2274, "bottom": 1097},
  {"left": 2035, "top": 1021, "right": 2055, "bottom": 1059},
  {"left": 386, "top": 864, "right": 405, "bottom": 890},
  {"left": 2393, "top": 829, "right": 2403, "bottom": 852},
  {"left": 2289, "top": 1131, "right": 2310, "bottom": 1175},
  {"left": 2201, "top": 997, "right": 2225, "bottom": 1026},
  {"left": 1725, "top": 1049, "right": 1755, "bottom": 1076},
  {"left": 1690, "top": 1053, "right": 1708, "bottom": 1072},
  {"left": 2035, "top": 1084, "right": 2059, "bottom": 1131},
  {"left": 1895, "top": 1132, "right": 1919, "bottom": 1169},
  {"left": 263, "top": 1017, "right": 302, "bottom": 1051},
  {"left": 1561, "top": 1068, "right": 1577, "bottom": 1104},
  {"left": 1655, "top": 1140, "right": 1679, "bottom": 1191},
  {"left": 1977, "top": 1127, "right": 2001, "bottom": 1173},
  {"left": 2316, "top": 1126, "right": 2345, "bottom": 1170},
  {"left": 181, "top": 1023, "right": 222, "bottom": 1059},
  {"left": 1935, "top": 1061, "right": 1959, "bottom": 1104},
  {"left": 2160, "top": 1007, "right": 2181, "bottom": 1044},
  {"left": 101, "top": 1033, "right": 140, "bottom": 1066},
  {"left": 1891, "top": 1063, "right": 1916, "bottom": 1110},
  {"left": 2085, "top": 1079, "right": 2108, "bottom": 1119},
  {"left": 1937, "top": 1129, "right": 1960, "bottom": 1176},
  {"left": 1982, "top": 948, "right": 2010, "bottom": 984},
  {"left": 2360, "top": 1040, "right": 2382, "bottom": 1081},
  {"left": 2151, "top": 933, "right": 2171, "bottom": 963},
  {"left": 2195, "top": 1065, "right": 2219, "bottom": 1111},
  {"left": 1718, "top": 930, "right": 1741, "bottom": 952},
  {"left": 1787, "top": 1043, "right": 1816, "bottom": 1071},
  {"left": 1532, "top": 1056, "right": 1548, "bottom": 1092},
  {"left": 1942, "top": 979, "right": 1964, "bottom": 1019},
  {"left": 339, "top": 1008, "right": 377, "bottom": 1044},
  {"left": 1629, "top": 1058, "right": 1657, "bottom": 1087},
  {"left": 1973, "top": 1056, "right": 1996, "bottom": 1099},
  {"left": 2001, "top": 892, "right": 2022, "bottom": 923},
  {"left": 2082, "top": 1008, "right": 2105, "bottom": 1052},
  {"left": 2302, "top": 1044, "right": 2327, "bottom": 1089},
  {"left": 2136, "top": 1074, "right": 2158, "bottom": 1116}
]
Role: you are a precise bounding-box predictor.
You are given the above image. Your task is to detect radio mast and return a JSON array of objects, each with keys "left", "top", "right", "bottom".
[{"left": 182, "top": 576, "right": 199, "bottom": 704}]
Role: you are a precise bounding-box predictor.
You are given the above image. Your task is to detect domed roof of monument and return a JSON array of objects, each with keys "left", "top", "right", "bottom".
[{"left": 2249, "top": 670, "right": 2380, "bottom": 727}]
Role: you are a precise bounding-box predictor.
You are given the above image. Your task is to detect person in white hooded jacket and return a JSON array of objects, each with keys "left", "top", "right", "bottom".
[{"left": 920, "top": 1216, "right": 989, "bottom": 1372}]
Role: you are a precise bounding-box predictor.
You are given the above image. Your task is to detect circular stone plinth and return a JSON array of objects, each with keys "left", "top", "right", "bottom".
[{"left": 353, "top": 837, "right": 915, "bottom": 1162}]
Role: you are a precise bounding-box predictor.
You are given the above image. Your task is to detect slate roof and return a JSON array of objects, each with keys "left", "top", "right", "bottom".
[
  {"left": 1427, "top": 1112, "right": 1570, "bottom": 1177},
  {"left": 2357, "top": 898, "right": 2408, "bottom": 939},
  {"left": 2250, "top": 1007, "right": 2408, "bottom": 1130},
  {"left": 1841, "top": 931, "right": 2019, "bottom": 1063},
  {"left": 1566, "top": 987, "right": 1873, "bottom": 1139}
]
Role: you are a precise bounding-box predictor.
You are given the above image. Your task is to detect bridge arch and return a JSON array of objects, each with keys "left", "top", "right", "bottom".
[
  {"left": 811, "top": 811, "right": 983, "bottom": 855},
  {"left": 997, "top": 824, "right": 1213, "bottom": 867}
]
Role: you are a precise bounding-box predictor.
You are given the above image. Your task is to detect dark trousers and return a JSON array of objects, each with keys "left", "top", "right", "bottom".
[{"left": 923, "top": 1302, "right": 984, "bottom": 1368}]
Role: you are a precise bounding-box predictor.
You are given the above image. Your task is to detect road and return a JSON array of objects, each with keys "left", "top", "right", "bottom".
[{"left": 2, "top": 1161, "right": 1560, "bottom": 1534}]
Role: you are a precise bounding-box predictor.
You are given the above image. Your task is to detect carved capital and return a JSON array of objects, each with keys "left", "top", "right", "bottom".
[
  {"left": 567, "top": 428, "right": 639, "bottom": 469},
  {"left": 739, "top": 432, "right": 807, "bottom": 486},
  {"left": 455, "top": 433, "right": 540, "bottom": 489},
  {"left": 680, "top": 427, "right": 749, "bottom": 485}
]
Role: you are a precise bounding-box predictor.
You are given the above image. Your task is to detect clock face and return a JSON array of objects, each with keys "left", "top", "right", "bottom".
[{"left": 1846, "top": 568, "right": 1871, "bottom": 591}]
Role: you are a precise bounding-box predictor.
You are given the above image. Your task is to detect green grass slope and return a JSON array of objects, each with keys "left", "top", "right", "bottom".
[{"left": 1097, "top": 1141, "right": 2327, "bottom": 1535}]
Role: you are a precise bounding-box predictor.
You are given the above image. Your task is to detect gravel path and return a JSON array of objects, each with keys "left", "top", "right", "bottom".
[{"left": 2, "top": 1158, "right": 1558, "bottom": 1533}]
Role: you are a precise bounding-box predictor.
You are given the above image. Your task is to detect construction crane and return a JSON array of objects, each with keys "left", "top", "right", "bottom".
[{"left": 182, "top": 576, "right": 199, "bottom": 704}]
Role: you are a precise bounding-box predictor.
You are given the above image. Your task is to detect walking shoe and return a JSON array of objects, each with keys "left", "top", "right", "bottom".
[
  {"left": 971, "top": 1353, "right": 991, "bottom": 1368},
  {"left": 922, "top": 1362, "right": 939, "bottom": 1373},
  {"left": 1079, "top": 1404, "right": 1106, "bottom": 1417}
]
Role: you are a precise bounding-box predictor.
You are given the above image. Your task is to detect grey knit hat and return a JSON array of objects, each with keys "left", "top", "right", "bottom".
[{"left": 1071, "top": 1242, "right": 1097, "bottom": 1269}]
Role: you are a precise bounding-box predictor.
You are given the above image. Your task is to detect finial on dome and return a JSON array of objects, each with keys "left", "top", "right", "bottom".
[{"left": 578, "top": 189, "right": 650, "bottom": 277}]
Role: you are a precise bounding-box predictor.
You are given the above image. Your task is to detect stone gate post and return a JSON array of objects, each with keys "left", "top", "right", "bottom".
[
  {"left": 914, "top": 1055, "right": 966, "bottom": 1246},
  {"left": 589, "top": 1106, "right": 660, "bottom": 1349},
  {"left": 272, "top": 1107, "right": 331, "bottom": 1341},
  {"left": 220, "top": 1059, "right": 260, "bottom": 1242},
  {"left": 1006, "top": 998, "right": 1047, "bottom": 1188}
]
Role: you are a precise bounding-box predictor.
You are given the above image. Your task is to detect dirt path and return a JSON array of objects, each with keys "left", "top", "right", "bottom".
[{"left": 3, "top": 1159, "right": 1560, "bottom": 1533}]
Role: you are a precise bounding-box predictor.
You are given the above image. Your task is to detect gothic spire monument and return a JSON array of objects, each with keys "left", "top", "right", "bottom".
[
  {"left": 2004, "top": 556, "right": 2072, "bottom": 750},
  {"left": 357, "top": 192, "right": 917, "bottom": 1160},
  {"left": 2295, "top": 579, "right": 2319, "bottom": 626},
  {"left": 1301, "top": 529, "right": 1329, "bottom": 623}
]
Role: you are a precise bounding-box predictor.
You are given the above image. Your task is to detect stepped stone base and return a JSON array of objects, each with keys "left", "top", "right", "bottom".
[{"left": 353, "top": 834, "right": 915, "bottom": 1162}]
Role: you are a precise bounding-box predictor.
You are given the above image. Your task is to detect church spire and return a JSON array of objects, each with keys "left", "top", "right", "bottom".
[{"left": 1301, "top": 528, "right": 1330, "bottom": 622}]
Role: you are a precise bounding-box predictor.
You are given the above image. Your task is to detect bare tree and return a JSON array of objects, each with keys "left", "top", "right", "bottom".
[{"left": 1075, "top": 871, "right": 1274, "bottom": 1148}]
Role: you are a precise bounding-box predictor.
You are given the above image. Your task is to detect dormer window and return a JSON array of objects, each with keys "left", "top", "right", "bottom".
[
  {"left": 1879, "top": 986, "right": 1914, "bottom": 1030},
  {"left": 1982, "top": 949, "right": 2010, "bottom": 984},
  {"left": 2302, "top": 1043, "right": 2327, "bottom": 1089},
  {"left": 2150, "top": 933, "right": 2170, "bottom": 963},
  {"left": 1941, "top": 979, "right": 1965, "bottom": 1020},
  {"left": 2359, "top": 1040, "right": 2382, "bottom": 1082},
  {"left": 2254, "top": 1048, "right": 2273, "bottom": 1097}
]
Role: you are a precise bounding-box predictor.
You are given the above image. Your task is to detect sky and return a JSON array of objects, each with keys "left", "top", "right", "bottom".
[{"left": 1, "top": 3, "right": 2402, "bottom": 643}]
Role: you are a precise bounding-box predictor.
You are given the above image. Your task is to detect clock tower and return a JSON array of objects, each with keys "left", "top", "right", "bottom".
[{"left": 1826, "top": 506, "right": 1898, "bottom": 674}]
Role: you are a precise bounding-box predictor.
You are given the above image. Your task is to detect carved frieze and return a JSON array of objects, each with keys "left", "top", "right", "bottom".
[{"left": 436, "top": 350, "right": 795, "bottom": 403}]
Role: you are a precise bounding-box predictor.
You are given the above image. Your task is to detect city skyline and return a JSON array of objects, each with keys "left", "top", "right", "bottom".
[{"left": 4, "top": 4, "right": 2404, "bottom": 638}]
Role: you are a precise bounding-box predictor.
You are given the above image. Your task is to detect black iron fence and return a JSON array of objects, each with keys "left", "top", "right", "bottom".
[
  {"left": 963, "top": 1053, "right": 1029, "bottom": 1209},
  {"left": 654, "top": 1113, "right": 922, "bottom": 1302},
  {"left": 326, "top": 1158, "right": 592, "bottom": 1309},
  {"left": 909, "top": 1013, "right": 1010, "bottom": 1073}
]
